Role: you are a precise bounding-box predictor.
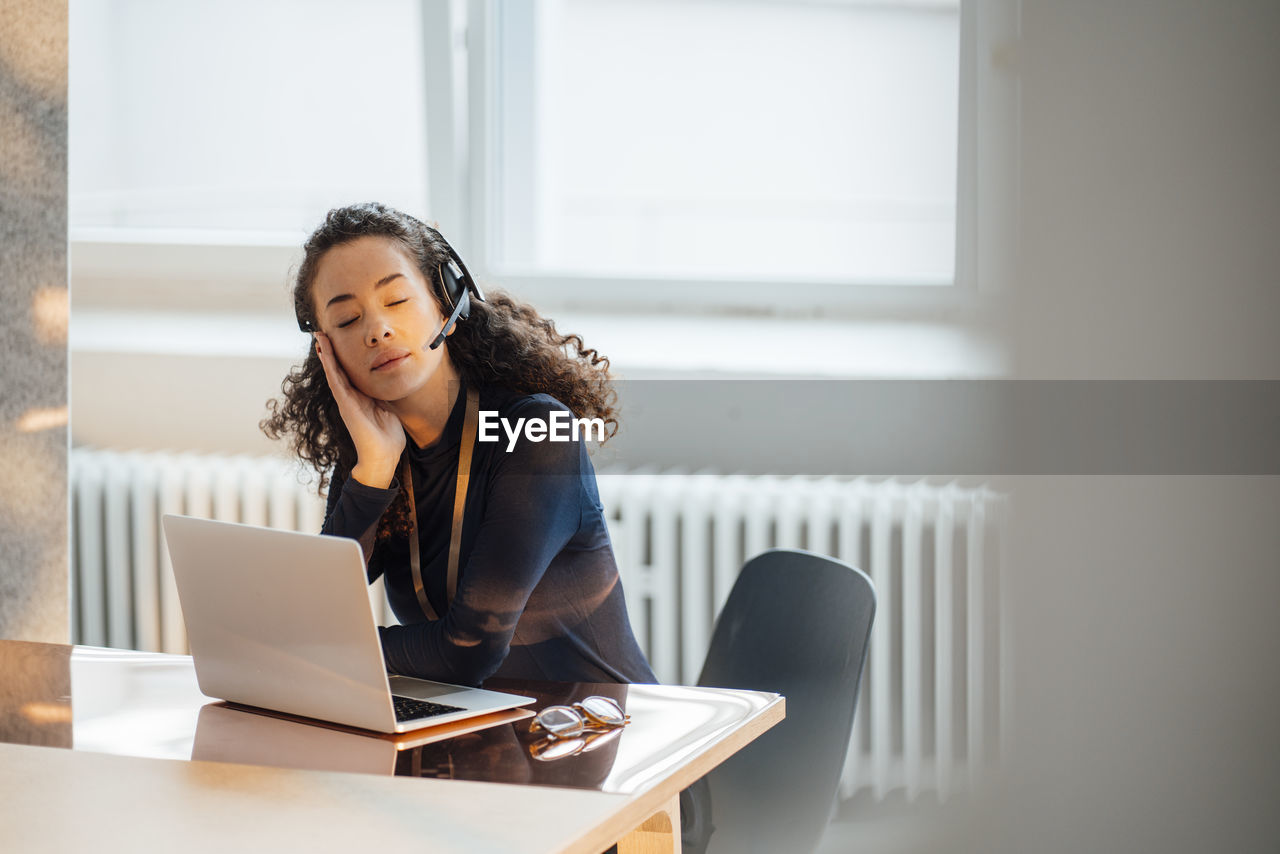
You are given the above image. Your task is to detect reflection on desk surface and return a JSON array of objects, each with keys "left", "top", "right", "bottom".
[
  {"left": 192, "top": 702, "right": 536, "bottom": 776},
  {"left": 0, "top": 640, "right": 72, "bottom": 749},
  {"left": 202, "top": 679, "right": 778, "bottom": 795},
  {"left": 1, "top": 641, "right": 782, "bottom": 796}
]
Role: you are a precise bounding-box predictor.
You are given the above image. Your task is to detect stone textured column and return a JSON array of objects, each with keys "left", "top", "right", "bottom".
[{"left": 0, "top": 0, "right": 68, "bottom": 642}]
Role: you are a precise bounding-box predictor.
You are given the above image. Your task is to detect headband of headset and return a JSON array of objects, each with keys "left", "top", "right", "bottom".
[{"left": 296, "top": 230, "right": 485, "bottom": 337}]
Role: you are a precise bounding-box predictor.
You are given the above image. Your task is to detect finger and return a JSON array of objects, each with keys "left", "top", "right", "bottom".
[
  {"left": 314, "top": 344, "right": 344, "bottom": 394},
  {"left": 314, "top": 337, "right": 388, "bottom": 437},
  {"left": 314, "top": 333, "right": 356, "bottom": 396}
]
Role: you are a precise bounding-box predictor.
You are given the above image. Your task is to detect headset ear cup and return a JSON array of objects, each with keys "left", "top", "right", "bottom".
[
  {"left": 438, "top": 263, "right": 462, "bottom": 312},
  {"left": 433, "top": 236, "right": 484, "bottom": 333}
]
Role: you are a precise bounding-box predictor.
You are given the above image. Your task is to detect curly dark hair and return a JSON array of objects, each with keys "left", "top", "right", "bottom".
[{"left": 261, "top": 202, "right": 618, "bottom": 540}]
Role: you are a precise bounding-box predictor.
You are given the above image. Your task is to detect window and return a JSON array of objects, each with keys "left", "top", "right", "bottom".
[
  {"left": 69, "top": 0, "right": 429, "bottom": 237},
  {"left": 70, "top": 0, "right": 1011, "bottom": 319},
  {"left": 486, "top": 0, "right": 961, "bottom": 285}
]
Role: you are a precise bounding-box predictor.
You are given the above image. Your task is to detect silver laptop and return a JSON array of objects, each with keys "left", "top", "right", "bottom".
[{"left": 162, "top": 514, "right": 535, "bottom": 734}]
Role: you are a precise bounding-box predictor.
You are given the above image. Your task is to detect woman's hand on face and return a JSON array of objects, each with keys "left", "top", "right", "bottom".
[{"left": 314, "top": 331, "right": 406, "bottom": 489}]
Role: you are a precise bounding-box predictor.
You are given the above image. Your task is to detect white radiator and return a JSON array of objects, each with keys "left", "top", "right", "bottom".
[
  {"left": 70, "top": 448, "right": 1008, "bottom": 803},
  {"left": 596, "top": 471, "right": 1010, "bottom": 804},
  {"left": 71, "top": 448, "right": 350, "bottom": 654}
]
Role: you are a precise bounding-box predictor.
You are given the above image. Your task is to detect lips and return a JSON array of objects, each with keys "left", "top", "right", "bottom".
[{"left": 370, "top": 349, "right": 411, "bottom": 371}]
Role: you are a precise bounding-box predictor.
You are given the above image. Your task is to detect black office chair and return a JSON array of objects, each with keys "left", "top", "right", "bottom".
[{"left": 685, "top": 548, "right": 876, "bottom": 854}]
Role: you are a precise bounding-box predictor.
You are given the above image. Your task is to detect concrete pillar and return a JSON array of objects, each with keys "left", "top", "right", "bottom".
[{"left": 0, "top": 0, "right": 68, "bottom": 642}]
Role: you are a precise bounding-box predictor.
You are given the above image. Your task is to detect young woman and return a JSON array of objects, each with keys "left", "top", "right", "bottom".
[{"left": 262, "top": 202, "right": 656, "bottom": 688}]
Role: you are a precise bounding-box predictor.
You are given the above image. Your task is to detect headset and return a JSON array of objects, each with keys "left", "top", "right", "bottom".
[{"left": 296, "top": 230, "right": 485, "bottom": 351}]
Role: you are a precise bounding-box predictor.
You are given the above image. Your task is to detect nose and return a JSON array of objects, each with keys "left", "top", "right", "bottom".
[{"left": 365, "top": 314, "right": 393, "bottom": 346}]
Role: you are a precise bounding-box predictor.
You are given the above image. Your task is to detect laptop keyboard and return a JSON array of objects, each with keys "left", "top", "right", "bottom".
[{"left": 393, "top": 695, "right": 466, "bottom": 722}]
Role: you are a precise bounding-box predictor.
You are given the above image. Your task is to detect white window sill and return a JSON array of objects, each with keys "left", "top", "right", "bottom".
[{"left": 70, "top": 309, "right": 1007, "bottom": 379}]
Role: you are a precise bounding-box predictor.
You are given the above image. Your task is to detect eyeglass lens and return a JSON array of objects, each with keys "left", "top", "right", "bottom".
[
  {"left": 577, "top": 696, "right": 626, "bottom": 726},
  {"left": 535, "top": 705, "right": 585, "bottom": 737}
]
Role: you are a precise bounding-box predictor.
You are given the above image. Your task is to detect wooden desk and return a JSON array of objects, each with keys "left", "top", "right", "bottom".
[{"left": 0, "top": 640, "right": 783, "bottom": 853}]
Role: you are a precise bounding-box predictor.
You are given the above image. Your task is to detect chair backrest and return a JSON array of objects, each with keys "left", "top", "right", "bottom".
[{"left": 693, "top": 548, "right": 876, "bottom": 854}]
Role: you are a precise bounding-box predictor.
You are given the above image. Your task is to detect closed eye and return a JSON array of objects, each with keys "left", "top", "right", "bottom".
[{"left": 333, "top": 298, "right": 407, "bottom": 329}]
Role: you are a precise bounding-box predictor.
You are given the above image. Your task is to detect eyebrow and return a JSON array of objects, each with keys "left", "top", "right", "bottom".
[{"left": 323, "top": 273, "right": 406, "bottom": 310}]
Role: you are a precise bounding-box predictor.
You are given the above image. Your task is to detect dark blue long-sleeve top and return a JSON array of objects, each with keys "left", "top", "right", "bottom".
[{"left": 321, "top": 380, "right": 657, "bottom": 688}]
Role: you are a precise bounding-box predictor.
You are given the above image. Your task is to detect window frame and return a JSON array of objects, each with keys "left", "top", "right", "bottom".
[
  {"left": 452, "top": 0, "right": 1018, "bottom": 320},
  {"left": 69, "top": 0, "right": 1018, "bottom": 326}
]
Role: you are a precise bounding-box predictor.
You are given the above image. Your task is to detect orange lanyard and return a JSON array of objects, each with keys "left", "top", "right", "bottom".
[{"left": 402, "top": 385, "right": 479, "bottom": 621}]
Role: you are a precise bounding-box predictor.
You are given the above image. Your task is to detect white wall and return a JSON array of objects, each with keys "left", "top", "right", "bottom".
[
  {"left": 973, "top": 2, "right": 1280, "bottom": 853},
  {"left": 1010, "top": 0, "right": 1280, "bottom": 380}
]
